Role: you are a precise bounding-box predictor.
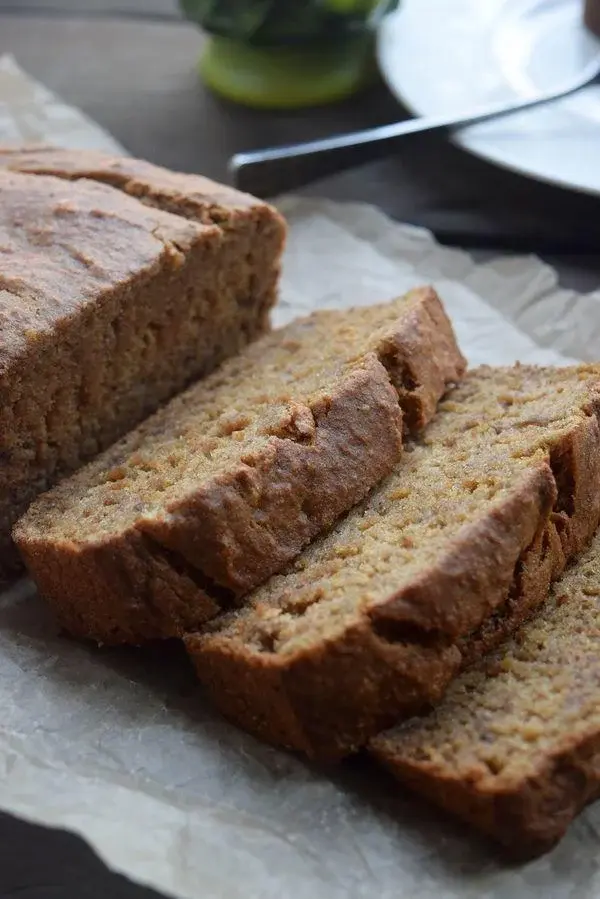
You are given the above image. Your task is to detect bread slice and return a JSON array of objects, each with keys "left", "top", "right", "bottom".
[
  {"left": 370, "top": 526, "right": 600, "bottom": 858},
  {"left": 0, "top": 166, "right": 285, "bottom": 581},
  {"left": 185, "top": 365, "right": 600, "bottom": 761},
  {"left": 14, "top": 288, "right": 465, "bottom": 644}
]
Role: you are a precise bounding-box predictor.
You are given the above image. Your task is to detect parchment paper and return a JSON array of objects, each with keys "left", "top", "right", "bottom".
[{"left": 1, "top": 54, "right": 600, "bottom": 899}]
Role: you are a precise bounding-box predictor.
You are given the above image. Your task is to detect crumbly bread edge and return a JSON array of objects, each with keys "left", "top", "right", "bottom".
[
  {"left": 14, "top": 288, "right": 465, "bottom": 644},
  {"left": 185, "top": 379, "right": 600, "bottom": 761},
  {"left": 0, "top": 153, "right": 287, "bottom": 582},
  {"left": 370, "top": 715, "right": 600, "bottom": 859}
]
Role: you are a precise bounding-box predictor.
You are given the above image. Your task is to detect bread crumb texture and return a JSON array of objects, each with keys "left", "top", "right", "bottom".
[
  {"left": 370, "top": 526, "right": 600, "bottom": 856},
  {"left": 0, "top": 151, "right": 286, "bottom": 580},
  {"left": 15, "top": 288, "right": 464, "bottom": 643},
  {"left": 187, "top": 364, "right": 600, "bottom": 760}
]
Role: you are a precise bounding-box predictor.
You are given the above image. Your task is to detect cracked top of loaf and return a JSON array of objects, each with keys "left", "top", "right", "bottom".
[
  {"left": 0, "top": 145, "right": 268, "bottom": 225},
  {"left": 0, "top": 168, "right": 220, "bottom": 375}
]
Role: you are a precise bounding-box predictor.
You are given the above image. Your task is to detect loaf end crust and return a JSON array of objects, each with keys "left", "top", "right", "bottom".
[
  {"left": 0, "top": 154, "right": 286, "bottom": 581},
  {"left": 370, "top": 526, "right": 600, "bottom": 857}
]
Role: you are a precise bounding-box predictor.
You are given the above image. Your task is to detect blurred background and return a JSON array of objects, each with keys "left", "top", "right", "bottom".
[{"left": 0, "top": 0, "right": 599, "bottom": 291}]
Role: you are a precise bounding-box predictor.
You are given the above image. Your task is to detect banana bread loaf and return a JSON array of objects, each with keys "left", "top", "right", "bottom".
[
  {"left": 370, "top": 526, "right": 600, "bottom": 858},
  {"left": 185, "top": 365, "right": 600, "bottom": 761},
  {"left": 14, "top": 288, "right": 465, "bottom": 644},
  {"left": 0, "top": 162, "right": 285, "bottom": 581}
]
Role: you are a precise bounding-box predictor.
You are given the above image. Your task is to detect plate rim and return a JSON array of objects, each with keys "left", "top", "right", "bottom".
[{"left": 376, "top": 0, "right": 600, "bottom": 198}]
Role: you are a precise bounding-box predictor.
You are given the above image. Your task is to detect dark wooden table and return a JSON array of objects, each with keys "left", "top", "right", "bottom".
[
  {"left": 1, "top": 1, "right": 600, "bottom": 289},
  {"left": 0, "top": 3, "right": 599, "bottom": 897}
]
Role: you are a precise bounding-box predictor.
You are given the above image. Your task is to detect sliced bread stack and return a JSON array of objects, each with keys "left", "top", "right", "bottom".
[
  {"left": 14, "top": 287, "right": 465, "bottom": 643},
  {"left": 184, "top": 361, "right": 600, "bottom": 853},
  {"left": 185, "top": 364, "right": 600, "bottom": 760},
  {"left": 9, "top": 157, "right": 600, "bottom": 857}
]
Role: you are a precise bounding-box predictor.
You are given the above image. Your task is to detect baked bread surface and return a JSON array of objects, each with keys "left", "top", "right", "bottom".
[
  {"left": 370, "top": 525, "right": 600, "bottom": 857},
  {"left": 186, "top": 365, "right": 600, "bottom": 760},
  {"left": 0, "top": 152, "right": 286, "bottom": 580},
  {"left": 15, "top": 288, "right": 465, "bottom": 643}
]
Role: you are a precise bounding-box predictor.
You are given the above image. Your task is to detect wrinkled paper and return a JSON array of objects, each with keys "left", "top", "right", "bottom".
[{"left": 1, "top": 53, "right": 600, "bottom": 899}]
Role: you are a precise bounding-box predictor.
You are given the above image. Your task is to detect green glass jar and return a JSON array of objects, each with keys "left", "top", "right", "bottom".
[{"left": 179, "top": 0, "right": 400, "bottom": 108}]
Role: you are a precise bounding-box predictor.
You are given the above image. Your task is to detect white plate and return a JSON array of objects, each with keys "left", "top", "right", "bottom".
[{"left": 377, "top": 0, "right": 600, "bottom": 195}]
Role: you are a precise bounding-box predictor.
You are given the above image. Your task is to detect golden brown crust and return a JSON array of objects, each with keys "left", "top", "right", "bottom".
[
  {"left": 0, "top": 145, "right": 270, "bottom": 221},
  {"left": 17, "top": 357, "right": 403, "bottom": 643},
  {"left": 139, "top": 358, "right": 403, "bottom": 598},
  {"left": 374, "top": 285, "right": 467, "bottom": 433},
  {"left": 371, "top": 728, "right": 600, "bottom": 859},
  {"left": 0, "top": 169, "right": 210, "bottom": 374},
  {"left": 186, "top": 464, "right": 557, "bottom": 760},
  {"left": 185, "top": 367, "right": 600, "bottom": 761},
  {"left": 15, "top": 288, "right": 466, "bottom": 644},
  {"left": 17, "top": 529, "right": 222, "bottom": 646},
  {"left": 459, "top": 412, "right": 600, "bottom": 663},
  {"left": 138, "top": 287, "right": 466, "bottom": 596},
  {"left": 0, "top": 146, "right": 287, "bottom": 328},
  {"left": 370, "top": 527, "right": 600, "bottom": 857},
  {"left": 0, "top": 158, "right": 286, "bottom": 581}
]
